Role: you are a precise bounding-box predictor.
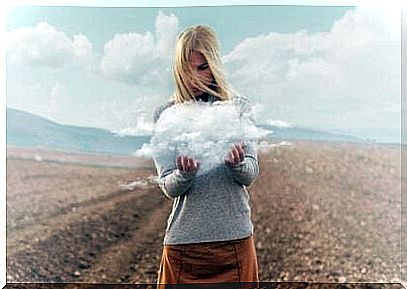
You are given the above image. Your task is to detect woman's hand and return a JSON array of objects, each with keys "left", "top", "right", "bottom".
[
  {"left": 224, "top": 143, "right": 245, "bottom": 167},
  {"left": 176, "top": 155, "right": 200, "bottom": 172}
]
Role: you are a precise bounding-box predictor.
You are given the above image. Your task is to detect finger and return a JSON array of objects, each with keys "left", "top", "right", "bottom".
[
  {"left": 226, "top": 152, "right": 235, "bottom": 166},
  {"left": 181, "top": 156, "right": 186, "bottom": 171},
  {"left": 184, "top": 156, "right": 190, "bottom": 171},
  {"left": 176, "top": 156, "right": 182, "bottom": 170},
  {"left": 182, "top": 156, "right": 187, "bottom": 171},
  {"left": 226, "top": 151, "right": 233, "bottom": 164},
  {"left": 194, "top": 159, "right": 200, "bottom": 171},
  {"left": 186, "top": 157, "right": 193, "bottom": 171},
  {"left": 227, "top": 147, "right": 235, "bottom": 161},
  {"left": 190, "top": 158, "right": 197, "bottom": 170},
  {"left": 237, "top": 144, "right": 245, "bottom": 162},
  {"left": 231, "top": 146, "right": 240, "bottom": 164}
]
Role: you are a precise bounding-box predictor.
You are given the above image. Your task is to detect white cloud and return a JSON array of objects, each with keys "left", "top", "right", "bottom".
[
  {"left": 138, "top": 100, "right": 264, "bottom": 174},
  {"left": 112, "top": 115, "right": 155, "bottom": 136},
  {"left": 72, "top": 34, "right": 93, "bottom": 61},
  {"left": 258, "top": 140, "right": 292, "bottom": 153},
  {"left": 100, "top": 32, "right": 157, "bottom": 83},
  {"left": 96, "top": 11, "right": 180, "bottom": 136},
  {"left": 99, "top": 95, "right": 157, "bottom": 136},
  {"left": 50, "top": 81, "right": 63, "bottom": 115},
  {"left": 266, "top": 119, "right": 293, "bottom": 128},
  {"left": 99, "top": 11, "right": 179, "bottom": 86},
  {"left": 223, "top": 6, "right": 400, "bottom": 140},
  {"left": 155, "top": 11, "right": 179, "bottom": 59},
  {"left": 6, "top": 21, "right": 93, "bottom": 69}
]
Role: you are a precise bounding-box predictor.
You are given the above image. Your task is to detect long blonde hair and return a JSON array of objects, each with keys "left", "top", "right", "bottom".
[{"left": 171, "top": 25, "right": 233, "bottom": 103}]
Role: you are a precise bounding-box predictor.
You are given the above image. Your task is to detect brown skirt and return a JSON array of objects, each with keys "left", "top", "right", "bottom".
[{"left": 156, "top": 234, "right": 259, "bottom": 288}]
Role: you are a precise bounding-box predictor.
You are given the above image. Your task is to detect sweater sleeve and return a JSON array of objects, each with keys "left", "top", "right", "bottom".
[
  {"left": 227, "top": 140, "right": 259, "bottom": 187},
  {"left": 154, "top": 158, "right": 197, "bottom": 199},
  {"left": 226, "top": 95, "right": 260, "bottom": 187},
  {"left": 152, "top": 102, "right": 197, "bottom": 199}
]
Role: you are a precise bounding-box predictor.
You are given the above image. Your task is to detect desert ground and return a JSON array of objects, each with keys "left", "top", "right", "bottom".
[{"left": 5, "top": 140, "right": 405, "bottom": 287}]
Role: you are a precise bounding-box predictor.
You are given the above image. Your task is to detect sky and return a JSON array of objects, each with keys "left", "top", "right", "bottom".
[{"left": 5, "top": 3, "right": 402, "bottom": 143}]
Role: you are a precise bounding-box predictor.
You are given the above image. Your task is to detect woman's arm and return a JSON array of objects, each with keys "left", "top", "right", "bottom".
[
  {"left": 226, "top": 95, "right": 260, "bottom": 186},
  {"left": 155, "top": 165, "right": 197, "bottom": 199},
  {"left": 225, "top": 141, "right": 259, "bottom": 187},
  {"left": 153, "top": 103, "right": 197, "bottom": 199},
  {"left": 153, "top": 146, "right": 199, "bottom": 199}
]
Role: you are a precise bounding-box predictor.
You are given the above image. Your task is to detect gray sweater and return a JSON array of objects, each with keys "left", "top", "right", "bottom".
[{"left": 152, "top": 94, "right": 259, "bottom": 245}]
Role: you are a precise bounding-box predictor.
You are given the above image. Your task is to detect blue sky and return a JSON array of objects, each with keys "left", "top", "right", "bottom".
[
  {"left": 6, "top": 6, "right": 354, "bottom": 54},
  {"left": 5, "top": 4, "right": 401, "bottom": 142}
]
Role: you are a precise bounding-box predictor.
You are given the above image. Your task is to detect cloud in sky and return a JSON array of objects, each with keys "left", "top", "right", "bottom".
[
  {"left": 6, "top": 21, "right": 93, "bottom": 69},
  {"left": 49, "top": 81, "right": 63, "bottom": 115},
  {"left": 112, "top": 115, "right": 155, "bottom": 137},
  {"left": 96, "top": 11, "right": 179, "bottom": 135},
  {"left": 99, "top": 11, "right": 179, "bottom": 86},
  {"left": 6, "top": 7, "right": 400, "bottom": 142},
  {"left": 266, "top": 119, "right": 293, "bottom": 128},
  {"left": 222, "top": 6, "right": 400, "bottom": 138}
]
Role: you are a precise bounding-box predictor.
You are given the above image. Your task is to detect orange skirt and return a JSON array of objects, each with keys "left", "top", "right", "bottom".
[{"left": 156, "top": 234, "right": 259, "bottom": 288}]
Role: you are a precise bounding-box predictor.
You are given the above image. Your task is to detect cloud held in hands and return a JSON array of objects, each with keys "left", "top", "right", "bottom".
[{"left": 137, "top": 101, "right": 268, "bottom": 175}]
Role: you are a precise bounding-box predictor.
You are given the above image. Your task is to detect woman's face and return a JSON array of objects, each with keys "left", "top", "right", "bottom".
[{"left": 189, "top": 51, "right": 214, "bottom": 96}]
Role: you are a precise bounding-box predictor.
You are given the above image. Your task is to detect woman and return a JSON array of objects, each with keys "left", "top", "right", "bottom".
[{"left": 153, "top": 25, "right": 260, "bottom": 288}]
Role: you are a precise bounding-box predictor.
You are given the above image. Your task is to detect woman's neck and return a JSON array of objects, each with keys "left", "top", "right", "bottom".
[
  {"left": 195, "top": 93, "right": 210, "bottom": 102},
  {"left": 194, "top": 80, "right": 218, "bottom": 102}
]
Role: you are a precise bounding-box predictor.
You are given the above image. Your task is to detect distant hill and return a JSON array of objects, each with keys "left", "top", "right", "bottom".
[
  {"left": 257, "top": 124, "right": 367, "bottom": 144},
  {"left": 6, "top": 108, "right": 368, "bottom": 156},
  {"left": 6, "top": 108, "right": 149, "bottom": 156}
]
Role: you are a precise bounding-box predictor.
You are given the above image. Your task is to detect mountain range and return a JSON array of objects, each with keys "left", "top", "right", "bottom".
[{"left": 6, "top": 107, "right": 368, "bottom": 156}]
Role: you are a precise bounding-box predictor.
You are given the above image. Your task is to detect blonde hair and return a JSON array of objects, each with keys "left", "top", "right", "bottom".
[{"left": 171, "top": 25, "right": 234, "bottom": 103}]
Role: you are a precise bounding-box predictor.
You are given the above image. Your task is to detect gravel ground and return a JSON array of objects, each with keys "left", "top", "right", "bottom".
[{"left": 5, "top": 140, "right": 404, "bottom": 288}]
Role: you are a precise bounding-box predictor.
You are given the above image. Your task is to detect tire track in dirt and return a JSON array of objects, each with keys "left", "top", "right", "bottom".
[
  {"left": 7, "top": 185, "right": 152, "bottom": 256},
  {"left": 7, "top": 185, "right": 167, "bottom": 282},
  {"left": 8, "top": 183, "right": 148, "bottom": 232},
  {"left": 62, "top": 199, "right": 172, "bottom": 286},
  {"left": 6, "top": 158, "right": 139, "bottom": 197}
]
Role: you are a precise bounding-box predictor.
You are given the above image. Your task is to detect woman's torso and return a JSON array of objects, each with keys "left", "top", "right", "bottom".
[{"left": 153, "top": 94, "right": 257, "bottom": 245}]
